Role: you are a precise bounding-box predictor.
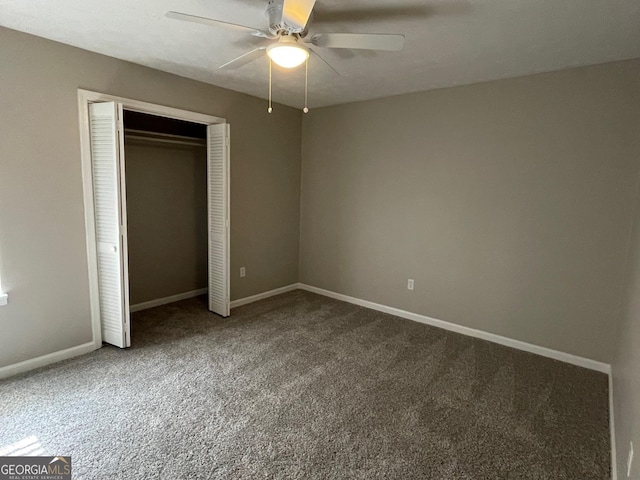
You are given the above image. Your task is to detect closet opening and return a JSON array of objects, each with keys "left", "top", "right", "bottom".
[
  {"left": 123, "top": 111, "right": 208, "bottom": 318},
  {"left": 79, "top": 90, "right": 230, "bottom": 350}
]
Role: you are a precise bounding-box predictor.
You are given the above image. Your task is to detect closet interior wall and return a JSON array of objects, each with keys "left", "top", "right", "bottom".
[{"left": 123, "top": 111, "right": 208, "bottom": 307}]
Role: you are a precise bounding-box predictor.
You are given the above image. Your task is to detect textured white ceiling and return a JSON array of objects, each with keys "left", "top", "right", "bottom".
[{"left": 1, "top": 0, "right": 639, "bottom": 109}]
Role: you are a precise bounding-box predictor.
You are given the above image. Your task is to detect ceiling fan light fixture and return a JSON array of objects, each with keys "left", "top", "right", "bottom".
[{"left": 266, "top": 37, "right": 309, "bottom": 69}]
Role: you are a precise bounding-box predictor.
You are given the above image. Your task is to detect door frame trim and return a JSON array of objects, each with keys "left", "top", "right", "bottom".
[{"left": 77, "top": 89, "right": 226, "bottom": 349}]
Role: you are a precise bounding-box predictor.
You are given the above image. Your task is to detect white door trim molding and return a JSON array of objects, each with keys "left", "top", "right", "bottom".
[
  {"left": 77, "top": 89, "right": 226, "bottom": 124},
  {"left": 78, "top": 89, "right": 226, "bottom": 349},
  {"left": 297, "top": 283, "right": 611, "bottom": 374}
]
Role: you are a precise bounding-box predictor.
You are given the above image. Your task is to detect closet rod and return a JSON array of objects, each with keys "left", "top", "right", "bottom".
[{"left": 124, "top": 128, "right": 206, "bottom": 147}]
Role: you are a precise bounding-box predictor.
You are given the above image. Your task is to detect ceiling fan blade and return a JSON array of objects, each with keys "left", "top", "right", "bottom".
[
  {"left": 219, "top": 47, "right": 267, "bottom": 70},
  {"left": 309, "top": 48, "right": 341, "bottom": 76},
  {"left": 165, "top": 11, "right": 270, "bottom": 38},
  {"left": 312, "top": 5, "right": 433, "bottom": 25},
  {"left": 282, "top": 0, "right": 317, "bottom": 32},
  {"left": 309, "top": 33, "right": 405, "bottom": 51}
]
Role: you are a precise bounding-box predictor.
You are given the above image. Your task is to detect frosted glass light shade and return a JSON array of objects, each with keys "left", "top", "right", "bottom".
[{"left": 267, "top": 38, "right": 309, "bottom": 69}]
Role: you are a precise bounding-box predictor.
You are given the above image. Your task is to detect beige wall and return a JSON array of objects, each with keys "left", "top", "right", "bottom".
[
  {"left": 125, "top": 139, "right": 207, "bottom": 305},
  {"left": 2, "top": 20, "right": 640, "bottom": 397},
  {"left": 300, "top": 59, "right": 640, "bottom": 363},
  {"left": 613, "top": 183, "right": 640, "bottom": 478},
  {"left": 0, "top": 26, "right": 301, "bottom": 368}
]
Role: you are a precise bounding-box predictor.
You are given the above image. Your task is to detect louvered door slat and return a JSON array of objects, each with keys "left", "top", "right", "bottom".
[{"left": 208, "top": 124, "right": 230, "bottom": 317}]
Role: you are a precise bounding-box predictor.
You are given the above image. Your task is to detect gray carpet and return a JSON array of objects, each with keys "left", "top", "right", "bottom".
[{"left": 0, "top": 290, "right": 610, "bottom": 479}]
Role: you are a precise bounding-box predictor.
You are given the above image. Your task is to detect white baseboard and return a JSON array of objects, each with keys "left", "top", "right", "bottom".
[
  {"left": 230, "top": 283, "right": 300, "bottom": 309},
  {"left": 298, "top": 283, "right": 611, "bottom": 374},
  {"left": 0, "top": 342, "right": 98, "bottom": 380},
  {"left": 129, "top": 288, "right": 208, "bottom": 313},
  {"left": 609, "top": 372, "right": 618, "bottom": 480}
]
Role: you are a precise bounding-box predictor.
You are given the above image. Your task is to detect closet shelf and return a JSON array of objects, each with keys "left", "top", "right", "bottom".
[{"left": 124, "top": 128, "right": 206, "bottom": 147}]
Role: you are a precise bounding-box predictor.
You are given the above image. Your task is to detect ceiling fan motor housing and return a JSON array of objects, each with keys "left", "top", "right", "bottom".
[{"left": 265, "top": 0, "right": 309, "bottom": 37}]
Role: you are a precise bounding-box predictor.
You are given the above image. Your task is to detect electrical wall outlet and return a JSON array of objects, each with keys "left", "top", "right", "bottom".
[
  {"left": 240, "top": 267, "right": 246, "bottom": 278},
  {"left": 628, "top": 441, "right": 634, "bottom": 477},
  {"left": 407, "top": 279, "right": 414, "bottom": 291}
]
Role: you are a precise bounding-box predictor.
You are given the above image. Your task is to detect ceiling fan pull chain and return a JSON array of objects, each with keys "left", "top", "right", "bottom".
[
  {"left": 268, "top": 58, "right": 273, "bottom": 114},
  {"left": 303, "top": 57, "right": 309, "bottom": 114}
]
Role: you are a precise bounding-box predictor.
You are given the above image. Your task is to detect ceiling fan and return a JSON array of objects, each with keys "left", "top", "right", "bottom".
[
  {"left": 166, "top": 0, "right": 405, "bottom": 112},
  {"left": 166, "top": 0, "right": 405, "bottom": 72}
]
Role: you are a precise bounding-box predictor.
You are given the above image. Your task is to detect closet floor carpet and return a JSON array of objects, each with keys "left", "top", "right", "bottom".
[{"left": 0, "top": 290, "right": 610, "bottom": 479}]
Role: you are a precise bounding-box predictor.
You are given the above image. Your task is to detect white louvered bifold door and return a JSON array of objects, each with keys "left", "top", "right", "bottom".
[
  {"left": 207, "top": 123, "right": 230, "bottom": 317},
  {"left": 89, "top": 102, "right": 131, "bottom": 348}
]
